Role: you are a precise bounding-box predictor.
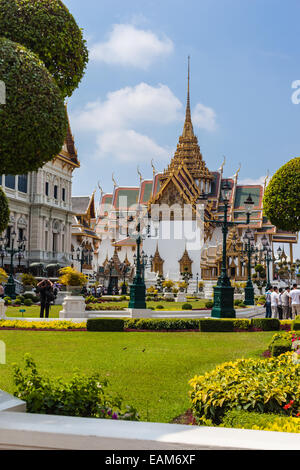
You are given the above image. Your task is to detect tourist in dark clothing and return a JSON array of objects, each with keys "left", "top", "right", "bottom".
[{"left": 37, "top": 279, "right": 54, "bottom": 318}]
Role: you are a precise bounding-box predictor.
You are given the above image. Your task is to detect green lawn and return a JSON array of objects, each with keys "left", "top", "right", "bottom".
[{"left": 0, "top": 329, "right": 274, "bottom": 423}]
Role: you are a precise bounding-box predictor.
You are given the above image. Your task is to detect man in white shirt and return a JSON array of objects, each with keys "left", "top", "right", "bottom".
[
  {"left": 271, "top": 286, "right": 279, "bottom": 318},
  {"left": 288, "top": 284, "right": 300, "bottom": 318},
  {"left": 281, "top": 287, "right": 291, "bottom": 319}
]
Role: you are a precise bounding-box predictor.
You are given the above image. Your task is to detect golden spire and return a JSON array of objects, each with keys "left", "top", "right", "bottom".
[{"left": 182, "top": 56, "right": 194, "bottom": 138}]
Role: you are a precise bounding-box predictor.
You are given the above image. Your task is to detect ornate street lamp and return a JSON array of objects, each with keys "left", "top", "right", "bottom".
[
  {"left": 119, "top": 262, "right": 130, "bottom": 295},
  {"left": 128, "top": 209, "right": 148, "bottom": 309},
  {"left": 202, "top": 183, "right": 255, "bottom": 317},
  {"left": 75, "top": 244, "right": 93, "bottom": 273},
  {"left": 107, "top": 257, "right": 115, "bottom": 295},
  {"left": 260, "top": 235, "right": 274, "bottom": 290},
  {"left": 4, "top": 231, "right": 26, "bottom": 299},
  {"left": 241, "top": 229, "right": 256, "bottom": 305},
  {"left": 0, "top": 238, "right": 7, "bottom": 268}
]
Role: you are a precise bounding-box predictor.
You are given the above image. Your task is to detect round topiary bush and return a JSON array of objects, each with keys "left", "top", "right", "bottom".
[
  {"left": 205, "top": 300, "right": 214, "bottom": 309},
  {"left": 0, "top": 0, "right": 89, "bottom": 98},
  {"left": 182, "top": 303, "right": 193, "bottom": 310},
  {"left": 24, "top": 298, "right": 33, "bottom": 307},
  {"left": 263, "top": 157, "right": 300, "bottom": 233},
  {"left": 0, "top": 186, "right": 9, "bottom": 232},
  {"left": 0, "top": 38, "right": 68, "bottom": 175}
]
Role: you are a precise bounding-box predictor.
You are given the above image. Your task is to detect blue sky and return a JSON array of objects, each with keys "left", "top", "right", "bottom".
[{"left": 65, "top": 0, "right": 300, "bottom": 255}]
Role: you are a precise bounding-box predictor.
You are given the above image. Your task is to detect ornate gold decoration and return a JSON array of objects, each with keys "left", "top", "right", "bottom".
[
  {"left": 151, "top": 244, "right": 164, "bottom": 276},
  {"left": 159, "top": 58, "right": 213, "bottom": 186},
  {"left": 179, "top": 247, "right": 193, "bottom": 273}
]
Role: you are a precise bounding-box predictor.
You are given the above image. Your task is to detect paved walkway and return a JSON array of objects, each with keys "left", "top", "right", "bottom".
[{"left": 4, "top": 306, "right": 266, "bottom": 322}]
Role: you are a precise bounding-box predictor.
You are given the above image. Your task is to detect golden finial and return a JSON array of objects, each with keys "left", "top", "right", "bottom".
[
  {"left": 219, "top": 156, "right": 226, "bottom": 173},
  {"left": 112, "top": 172, "right": 118, "bottom": 188},
  {"left": 137, "top": 166, "right": 143, "bottom": 185},
  {"left": 97, "top": 181, "right": 104, "bottom": 196},
  {"left": 182, "top": 55, "right": 194, "bottom": 138},
  {"left": 151, "top": 159, "right": 156, "bottom": 179},
  {"left": 264, "top": 170, "right": 270, "bottom": 190}
]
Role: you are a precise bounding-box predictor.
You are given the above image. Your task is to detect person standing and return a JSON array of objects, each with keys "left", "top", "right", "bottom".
[
  {"left": 278, "top": 288, "right": 283, "bottom": 320},
  {"left": 265, "top": 286, "right": 273, "bottom": 318},
  {"left": 288, "top": 284, "right": 300, "bottom": 319},
  {"left": 281, "top": 287, "right": 291, "bottom": 319},
  {"left": 271, "top": 286, "right": 279, "bottom": 319},
  {"left": 37, "top": 279, "right": 54, "bottom": 318}
]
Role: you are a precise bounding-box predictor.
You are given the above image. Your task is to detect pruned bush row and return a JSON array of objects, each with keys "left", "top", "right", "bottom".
[{"left": 86, "top": 317, "right": 281, "bottom": 332}]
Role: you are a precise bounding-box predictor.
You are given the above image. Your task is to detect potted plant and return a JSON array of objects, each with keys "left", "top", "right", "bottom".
[
  {"left": 21, "top": 273, "right": 37, "bottom": 291},
  {"left": 58, "top": 267, "right": 88, "bottom": 296}
]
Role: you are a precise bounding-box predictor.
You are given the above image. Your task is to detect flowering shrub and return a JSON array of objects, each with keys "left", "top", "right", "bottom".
[
  {"left": 58, "top": 267, "right": 87, "bottom": 287},
  {"left": 221, "top": 409, "right": 300, "bottom": 433},
  {"left": 189, "top": 352, "right": 300, "bottom": 425},
  {"left": 13, "top": 354, "right": 139, "bottom": 421},
  {"left": 0, "top": 320, "right": 86, "bottom": 330}
]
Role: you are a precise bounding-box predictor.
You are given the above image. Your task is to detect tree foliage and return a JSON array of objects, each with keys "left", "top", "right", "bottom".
[
  {"left": 0, "top": 0, "right": 89, "bottom": 97},
  {"left": 263, "top": 157, "right": 300, "bottom": 233},
  {"left": 0, "top": 37, "right": 68, "bottom": 175},
  {"left": 0, "top": 186, "right": 9, "bottom": 232}
]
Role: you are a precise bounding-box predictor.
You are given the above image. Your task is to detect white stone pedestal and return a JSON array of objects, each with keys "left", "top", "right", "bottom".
[
  {"left": 0, "top": 299, "right": 7, "bottom": 319},
  {"left": 176, "top": 292, "right": 187, "bottom": 303},
  {"left": 163, "top": 292, "right": 174, "bottom": 300},
  {"left": 127, "top": 309, "right": 154, "bottom": 319},
  {"left": 59, "top": 295, "right": 87, "bottom": 319}
]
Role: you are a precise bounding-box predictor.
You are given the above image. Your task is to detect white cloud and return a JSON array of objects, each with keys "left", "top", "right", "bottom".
[
  {"left": 238, "top": 175, "right": 268, "bottom": 186},
  {"left": 192, "top": 103, "right": 217, "bottom": 132},
  {"left": 94, "top": 129, "right": 170, "bottom": 162},
  {"left": 71, "top": 82, "right": 218, "bottom": 165},
  {"left": 72, "top": 83, "right": 183, "bottom": 132},
  {"left": 90, "top": 23, "right": 174, "bottom": 69}
]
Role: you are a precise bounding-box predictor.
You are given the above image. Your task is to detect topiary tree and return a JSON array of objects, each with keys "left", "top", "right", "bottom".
[
  {"left": 263, "top": 157, "right": 300, "bottom": 233},
  {"left": 0, "top": 0, "right": 89, "bottom": 98},
  {"left": 0, "top": 37, "right": 68, "bottom": 175},
  {"left": 0, "top": 186, "right": 9, "bottom": 232}
]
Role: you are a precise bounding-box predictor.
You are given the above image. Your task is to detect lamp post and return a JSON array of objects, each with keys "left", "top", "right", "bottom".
[
  {"left": 260, "top": 235, "right": 274, "bottom": 290},
  {"left": 75, "top": 245, "right": 93, "bottom": 273},
  {"left": 0, "top": 238, "right": 7, "bottom": 268},
  {"left": 4, "top": 231, "right": 26, "bottom": 299},
  {"left": 107, "top": 257, "right": 115, "bottom": 295},
  {"left": 241, "top": 228, "right": 256, "bottom": 305},
  {"left": 128, "top": 209, "right": 148, "bottom": 309},
  {"left": 196, "top": 272, "right": 199, "bottom": 294},
  {"left": 120, "top": 262, "right": 130, "bottom": 295},
  {"left": 202, "top": 182, "right": 254, "bottom": 318}
]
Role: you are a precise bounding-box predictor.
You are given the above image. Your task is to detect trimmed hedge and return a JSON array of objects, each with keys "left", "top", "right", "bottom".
[
  {"left": 221, "top": 409, "right": 300, "bottom": 433},
  {"left": 0, "top": 37, "right": 68, "bottom": 175},
  {"left": 0, "top": 186, "right": 10, "bottom": 232},
  {"left": 199, "top": 319, "right": 234, "bottom": 332},
  {"left": 124, "top": 318, "right": 200, "bottom": 331},
  {"left": 270, "top": 339, "right": 291, "bottom": 357},
  {"left": 292, "top": 320, "right": 300, "bottom": 331},
  {"left": 86, "top": 317, "right": 283, "bottom": 333},
  {"left": 0, "top": 0, "right": 89, "bottom": 97},
  {"left": 86, "top": 318, "right": 125, "bottom": 332},
  {"left": 251, "top": 318, "right": 280, "bottom": 331}
]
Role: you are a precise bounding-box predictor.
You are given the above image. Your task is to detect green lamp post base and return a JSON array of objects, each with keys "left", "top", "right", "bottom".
[
  {"left": 244, "top": 284, "right": 255, "bottom": 306},
  {"left": 5, "top": 275, "right": 16, "bottom": 300},
  {"left": 211, "top": 285, "right": 236, "bottom": 318},
  {"left": 128, "top": 281, "right": 146, "bottom": 309}
]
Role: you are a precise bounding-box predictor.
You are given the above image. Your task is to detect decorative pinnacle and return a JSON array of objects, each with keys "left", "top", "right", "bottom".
[{"left": 182, "top": 55, "right": 194, "bottom": 137}]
